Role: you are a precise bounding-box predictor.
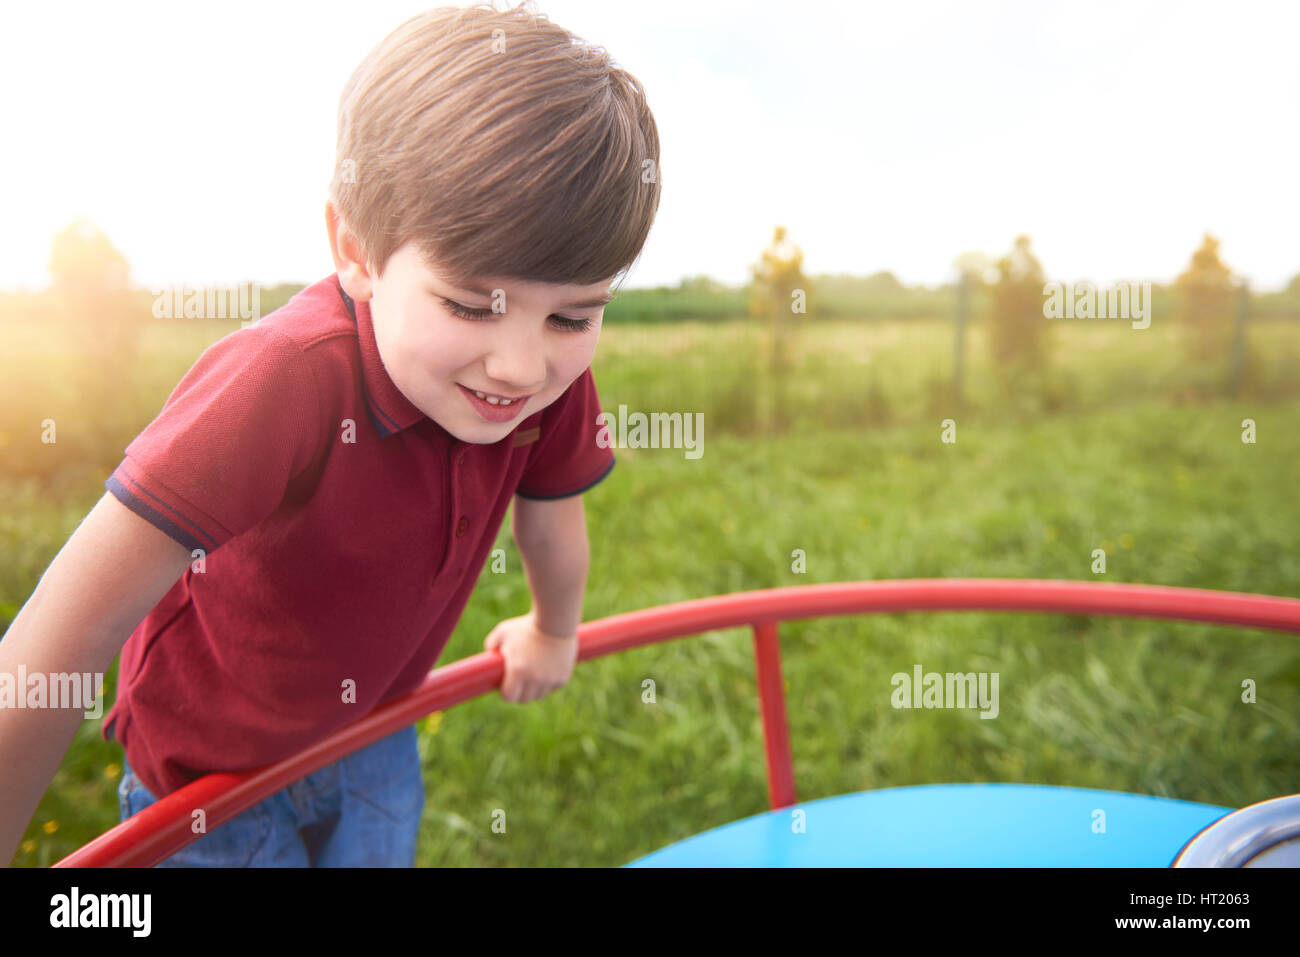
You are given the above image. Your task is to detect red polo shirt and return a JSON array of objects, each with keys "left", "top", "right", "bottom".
[{"left": 101, "top": 274, "right": 616, "bottom": 797}]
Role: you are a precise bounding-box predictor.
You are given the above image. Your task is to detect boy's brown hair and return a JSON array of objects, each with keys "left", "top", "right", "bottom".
[{"left": 328, "top": 1, "right": 661, "bottom": 288}]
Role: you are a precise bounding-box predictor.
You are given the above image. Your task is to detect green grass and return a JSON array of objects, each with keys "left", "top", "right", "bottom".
[
  {"left": 3, "top": 312, "right": 1299, "bottom": 866},
  {"left": 424, "top": 396, "right": 1300, "bottom": 866}
]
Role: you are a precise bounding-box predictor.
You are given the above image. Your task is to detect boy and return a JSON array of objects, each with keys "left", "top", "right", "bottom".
[{"left": 0, "top": 1, "right": 660, "bottom": 866}]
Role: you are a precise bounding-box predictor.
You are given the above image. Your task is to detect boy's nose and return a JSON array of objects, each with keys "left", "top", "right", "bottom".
[{"left": 483, "top": 328, "right": 547, "bottom": 393}]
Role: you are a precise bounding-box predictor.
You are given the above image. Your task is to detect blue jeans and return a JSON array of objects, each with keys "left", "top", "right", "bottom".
[{"left": 117, "top": 725, "right": 425, "bottom": 867}]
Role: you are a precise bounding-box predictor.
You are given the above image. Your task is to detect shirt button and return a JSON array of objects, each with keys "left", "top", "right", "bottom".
[{"left": 455, "top": 515, "right": 469, "bottom": 537}]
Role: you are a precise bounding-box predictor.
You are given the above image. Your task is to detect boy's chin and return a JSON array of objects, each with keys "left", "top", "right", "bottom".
[{"left": 437, "top": 414, "right": 517, "bottom": 444}]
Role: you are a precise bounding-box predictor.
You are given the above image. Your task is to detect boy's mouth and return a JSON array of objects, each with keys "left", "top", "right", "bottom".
[
  {"left": 456, "top": 383, "right": 532, "bottom": 422},
  {"left": 457, "top": 383, "right": 532, "bottom": 405}
]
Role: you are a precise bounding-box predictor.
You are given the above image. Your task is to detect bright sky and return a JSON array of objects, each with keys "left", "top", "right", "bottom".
[{"left": 3, "top": 0, "right": 1297, "bottom": 292}]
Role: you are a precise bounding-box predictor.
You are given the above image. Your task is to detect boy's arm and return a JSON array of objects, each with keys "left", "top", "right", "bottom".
[
  {"left": 0, "top": 491, "right": 194, "bottom": 864},
  {"left": 510, "top": 492, "right": 591, "bottom": 639},
  {"left": 483, "top": 493, "right": 592, "bottom": 704}
]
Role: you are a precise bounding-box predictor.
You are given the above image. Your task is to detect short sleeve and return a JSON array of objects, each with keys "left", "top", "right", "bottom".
[
  {"left": 514, "top": 365, "right": 616, "bottom": 500},
  {"left": 104, "top": 324, "right": 321, "bottom": 555}
]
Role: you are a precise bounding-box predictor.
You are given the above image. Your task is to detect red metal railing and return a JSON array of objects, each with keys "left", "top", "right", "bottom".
[{"left": 55, "top": 578, "right": 1300, "bottom": 867}]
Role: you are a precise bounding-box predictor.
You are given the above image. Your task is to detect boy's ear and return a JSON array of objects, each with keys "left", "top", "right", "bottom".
[{"left": 325, "top": 201, "right": 373, "bottom": 302}]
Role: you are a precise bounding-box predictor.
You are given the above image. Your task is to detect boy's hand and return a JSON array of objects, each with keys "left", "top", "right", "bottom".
[{"left": 483, "top": 610, "right": 578, "bottom": 703}]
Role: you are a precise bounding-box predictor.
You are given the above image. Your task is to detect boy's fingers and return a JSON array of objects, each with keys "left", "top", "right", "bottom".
[{"left": 503, "top": 670, "right": 532, "bottom": 702}]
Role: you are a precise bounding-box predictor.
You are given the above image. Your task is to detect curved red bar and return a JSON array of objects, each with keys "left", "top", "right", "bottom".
[{"left": 55, "top": 578, "right": 1300, "bottom": 867}]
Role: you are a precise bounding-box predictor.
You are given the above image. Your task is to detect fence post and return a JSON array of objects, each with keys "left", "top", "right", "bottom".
[
  {"left": 954, "top": 271, "right": 969, "bottom": 408},
  {"left": 1230, "top": 282, "right": 1249, "bottom": 396}
]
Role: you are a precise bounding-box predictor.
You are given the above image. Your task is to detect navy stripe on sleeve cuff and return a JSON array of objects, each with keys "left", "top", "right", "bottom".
[
  {"left": 514, "top": 456, "right": 616, "bottom": 500},
  {"left": 105, "top": 474, "right": 207, "bottom": 555}
]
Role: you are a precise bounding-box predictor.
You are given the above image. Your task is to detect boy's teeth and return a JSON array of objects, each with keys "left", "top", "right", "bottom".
[{"left": 472, "top": 389, "right": 511, "bottom": 405}]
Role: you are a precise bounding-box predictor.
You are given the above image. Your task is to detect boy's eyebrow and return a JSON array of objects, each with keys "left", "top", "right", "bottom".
[
  {"left": 559, "top": 292, "right": 616, "bottom": 308},
  {"left": 444, "top": 282, "right": 616, "bottom": 309}
]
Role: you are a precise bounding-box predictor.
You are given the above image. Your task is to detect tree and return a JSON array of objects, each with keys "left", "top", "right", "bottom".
[
  {"left": 987, "top": 234, "right": 1049, "bottom": 371},
  {"left": 45, "top": 219, "right": 141, "bottom": 434},
  {"left": 1174, "top": 234, "right": 1235, "bottom": 360},
  {"left": 748, "top": 225, "right": 809, "bottom": 371},
  {"left": 678, "top": 274, "right": 726, "bottom": 294},
  {"left": 747, "top": 226, "right": 809, "bottom": 431},
  {"left": 861, "top": 270, "right": 905, "bottom": 295},
  {"left": 49, "top": 218, "right": 131, "bottom": 296}
]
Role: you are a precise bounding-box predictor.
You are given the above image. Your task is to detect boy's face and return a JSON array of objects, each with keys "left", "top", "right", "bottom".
[{"left": 332, "top": 226, "right": 614, "bottom": 445}]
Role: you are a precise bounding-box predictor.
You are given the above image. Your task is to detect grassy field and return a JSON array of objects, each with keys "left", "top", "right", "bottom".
[{"left": 3, "top": 311, "right": 1299, "bottom": 866}]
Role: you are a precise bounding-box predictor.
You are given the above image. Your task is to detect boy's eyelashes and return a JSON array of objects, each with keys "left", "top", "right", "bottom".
[{"left": 439, "top": 297, "right": 594, "bottom": 334}]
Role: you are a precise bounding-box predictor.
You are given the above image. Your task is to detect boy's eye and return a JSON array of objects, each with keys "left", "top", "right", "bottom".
[{"left": 440, "top": 298, "right": 592, "bottom": 333}]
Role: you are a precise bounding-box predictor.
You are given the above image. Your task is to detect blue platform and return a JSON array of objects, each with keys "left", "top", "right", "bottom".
[{"left": 625, "top": 784, "right": 1234, "bottom": 867}]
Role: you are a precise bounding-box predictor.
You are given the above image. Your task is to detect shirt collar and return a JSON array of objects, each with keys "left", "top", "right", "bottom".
[{"left": 334, "top": 275, "right": 427, "bottom": 437}]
